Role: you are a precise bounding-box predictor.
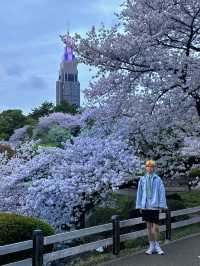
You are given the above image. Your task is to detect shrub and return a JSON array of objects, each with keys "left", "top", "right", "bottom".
[
  {"left": 33, "top": 124, "right": 72, "bottom": 147},
  {"left": 86, "top": 207, "right": 116, "bottom": 227},
  {"left": 167, "top": 199, "right": 188, "bottom": 223},
  {"left": 166, "top": 193, "right": 182, "bottom": 201},
  {"left": 45, "top": 125, "right": 72, "bottom": 146},
  {"left": 167, "top": 199, "right": 186, "bottom": 212},
  {"left": 0, "top": 213, "right": 54, "bottom": 264},
  {"left": 85, "top": 194, "right": 142, "bottom": 243},
  {"left": 86, "top": 193, "right": 137, "bottom": 228}
]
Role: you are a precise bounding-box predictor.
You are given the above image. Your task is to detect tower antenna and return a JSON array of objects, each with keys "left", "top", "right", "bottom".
[
  {"left": 59, "top": 21, "right": 74, "bottom": 47},
  {"left": 66, "top": 20, "right": 70, "bottom": 35}
]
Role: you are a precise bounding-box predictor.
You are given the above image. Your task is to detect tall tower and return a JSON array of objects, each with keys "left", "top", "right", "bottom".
[{"left": 56, "top": 33, "right": 80, "bottom": 107}]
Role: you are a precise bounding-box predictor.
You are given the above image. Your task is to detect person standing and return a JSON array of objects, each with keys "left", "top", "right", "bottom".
[{"left": 136, "top": 160, "right": 167, "bottom": 255}]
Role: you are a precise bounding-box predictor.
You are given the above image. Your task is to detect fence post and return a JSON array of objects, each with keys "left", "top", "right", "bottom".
[
  {"left": 165, "top": 209, "right": 171, "bottom": 241},
  {"left": 112, "top": 215, "right": 120, "bottom": 255},
  {"left": 32, "top": 229, "right": 44, "bottom": 266}
]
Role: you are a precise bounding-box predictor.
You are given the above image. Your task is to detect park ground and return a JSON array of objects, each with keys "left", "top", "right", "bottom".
[
  {"left": 62, "top": 189, "right": 200, "bottom": 266},
  {"left": 101, "top": 233, "right": 200, "bottom": 266}
]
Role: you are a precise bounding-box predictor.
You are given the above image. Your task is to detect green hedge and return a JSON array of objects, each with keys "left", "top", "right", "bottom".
[
  {"left": 166, "top": 193, "right": 182, "bottom": 201},
  {"left": 0, "top": 213, "right": 54, "bottom": 245},
  {"left": 166, "top": 198, "right": 188, "bottom": 223},
  {"left": 0, "top": 213, "right": 54, "bottom": 265},
  {"left": 86, "top": 193, "right": 136, "bottom": 227},
  {"left": 167, "top": 198, "right": 186, "bottom": 211}
]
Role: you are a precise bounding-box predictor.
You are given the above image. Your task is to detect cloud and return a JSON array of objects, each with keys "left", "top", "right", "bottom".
[
  {"left": 29, "top": 76, "right": 47, "bottom": 89},
  {"left": 6, "top": 65, "right": 24, "bottom": 77},
  {"left": 0, "top": 64, "right": 24, "bottom": 80},
  {"left": 20, "top": 75, "right": 47, "bottom": 90},
  {"left": 0, "top": 64, "right": 6, "bottom": 79}
]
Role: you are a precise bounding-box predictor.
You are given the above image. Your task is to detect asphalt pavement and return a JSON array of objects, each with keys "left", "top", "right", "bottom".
[{"left": 101, "top": 234, "right": 200, "bottom": 266}]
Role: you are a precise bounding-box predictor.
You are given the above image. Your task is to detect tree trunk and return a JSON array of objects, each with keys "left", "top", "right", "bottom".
[{"left": 195, "top": 97, "right": 200, "bottom": 117}]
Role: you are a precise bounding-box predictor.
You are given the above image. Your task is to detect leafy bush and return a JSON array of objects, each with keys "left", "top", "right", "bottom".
[
  {"left": 45, "top": 125, "right": 72, "bottom": 146},
  {"left": 0, "top": 109, "right": 26, "bottom": 140},
  {"left": 86, "top": 207, "right": 117, "bottom": 227},
  {"left": 167, "top": 199, "right": 188, "bottom": 223},
  {"left": 86, "top": 193, "right": 138, "bottom": 227},
  {"left": 0, "top": 213, "right": 54, "bottom": 264},
  {"left": 166, "top": 193, "right": 182, "bottom": 201},
  {"left": 167, "top": 199, "right": 186, "bottom": 211},
  {"left": 33, "top": 124, "right": 72, "bottom": 146}
]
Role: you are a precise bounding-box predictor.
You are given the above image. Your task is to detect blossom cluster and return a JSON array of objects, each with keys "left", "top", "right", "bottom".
[{"left": 0, "top": 135, "right": 141, "bottom": 230}]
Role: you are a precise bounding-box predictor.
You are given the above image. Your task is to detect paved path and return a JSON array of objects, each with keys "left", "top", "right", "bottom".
[{"left": 101, "top": 234, "right": 200, "bottom": 266}]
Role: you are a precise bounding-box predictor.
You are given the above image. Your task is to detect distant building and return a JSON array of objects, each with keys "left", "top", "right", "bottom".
[{"left": 56, "top": 34, "right": 80, "bottom": 107}]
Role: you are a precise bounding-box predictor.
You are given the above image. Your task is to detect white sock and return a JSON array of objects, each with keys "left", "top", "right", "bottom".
[
  {"left": 149, "top": 241, "right": 154, "bottom": 248},
  {"left": 155, "top": 241, "right": 160, "bottom": 248}
]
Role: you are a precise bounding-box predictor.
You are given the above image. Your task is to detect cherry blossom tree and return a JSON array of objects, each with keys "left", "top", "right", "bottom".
[
  {"left": 0, "top": 135, "right": 141, "bottom": 230},
  {"left": 71, "top": 0, "right": 200, "bottom": 182},
  {"left": 9, "top": 126, "right": 30, "bottom": 144},
  {"left": 74, "top": 0, "right": 200, "bottom": 115}
]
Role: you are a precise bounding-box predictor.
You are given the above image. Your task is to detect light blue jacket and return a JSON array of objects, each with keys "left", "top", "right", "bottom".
[{"left": 136, "top": 173, "right": 167, "bottom": 209}]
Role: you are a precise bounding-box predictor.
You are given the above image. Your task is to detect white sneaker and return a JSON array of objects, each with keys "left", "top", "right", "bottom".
[
  {"left": 145, "top": 246, "right": 155, "bottom": 255},
  {"left": 154, "top": 245, "right": 164, "bottom": 255},
  {"left": 96, "top": 246, "right": 104, "bottom": 252}
]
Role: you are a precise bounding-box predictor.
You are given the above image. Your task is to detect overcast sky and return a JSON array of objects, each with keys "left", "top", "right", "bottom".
[{"left": 0, "top": 0, "right": 122, "bottom": 114}]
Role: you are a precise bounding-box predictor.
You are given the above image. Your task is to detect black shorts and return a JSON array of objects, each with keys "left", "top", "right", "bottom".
[{"left": 142, "top": 209, "right": 160, "bottom": 224}]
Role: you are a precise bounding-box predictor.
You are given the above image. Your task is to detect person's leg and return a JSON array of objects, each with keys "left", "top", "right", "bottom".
[
  {"left": 145, "top": 222, "right": 155, "bottom": 254},
  {"left": 152, "top": 223, "right": 164, "bottom": 254},
  {"left": 152, "top": 223, "right": 159, "bottom": 241},
  {"left": 147, "top": 222, "right": 154, "bottom": 241}
]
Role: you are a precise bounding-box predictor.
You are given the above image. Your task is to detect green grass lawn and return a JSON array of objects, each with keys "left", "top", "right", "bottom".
[{"left": 177, "top": 190, "right": 200, "bottom": 207}]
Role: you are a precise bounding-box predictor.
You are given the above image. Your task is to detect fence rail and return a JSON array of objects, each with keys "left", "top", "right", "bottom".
[
  {"left": 3, "top": 258, "right": 32, "bottom": 266},
  {"left": 44, "top": 222, "right": 113, "bottom": 245},
  {"left": 1, "top": 206, "right": 200, "bottom": 266},
  {"left": 0, "top": 240, "right": 32, "bottom": 256},
  {"left": 44, "top": 238, "right": 113, "bottom": 264}
]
